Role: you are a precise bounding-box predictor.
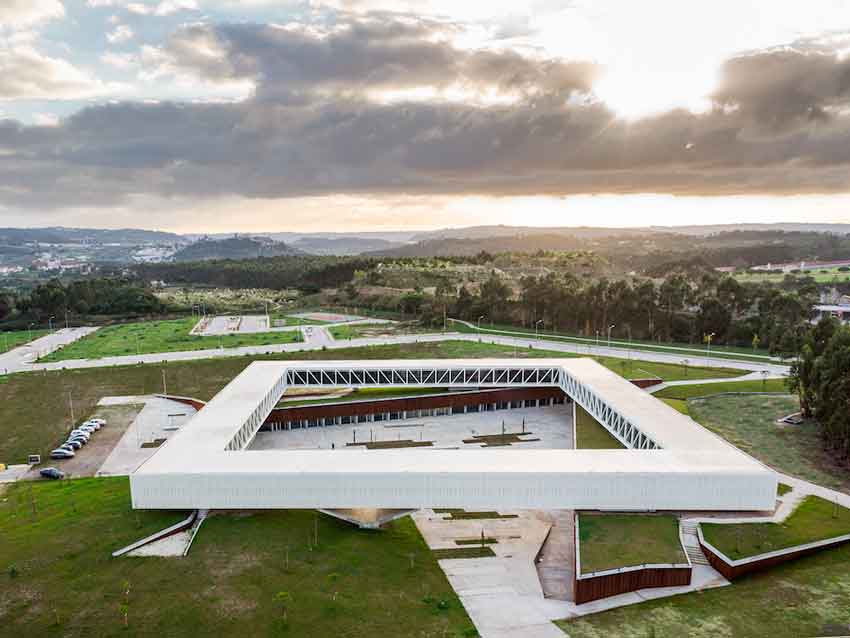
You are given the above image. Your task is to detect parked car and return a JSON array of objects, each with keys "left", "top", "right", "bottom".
[
  {"left": 69, "top": 430, "right": 90, "bottom": 440},
  {"left": 40, "top": 467, "right": 65, "bottom": 480},
  {"left": 87, "top": 418, "right": 106, "bottom": 426},
  {"left": 64, "top": 440, "right": 83, "bottom": 450},
  {"left": 82, "top": 421, "right": 101, "bottom": 430},
  {"left": 77, "top": 425, "right": 96, "bottom": 434},
  {"left": 67, "top": 437, "right": 87, "bottom": 446},
  {"left": 50, "top": 449, "right": 75, "bottom": 459},
  {"left": 58, "top": 443, "right": 75, "bottom": 452}
]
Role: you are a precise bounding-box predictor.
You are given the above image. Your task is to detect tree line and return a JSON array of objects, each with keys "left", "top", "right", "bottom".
[
  {"left": 790, "top": 317, "right": 850, "bottom": 463},
  {"left": 350, "top": 269, "right": 818, "bottom": 355},
  {"left": 1, "top": 278, "right": 163, "bottom": 325}
]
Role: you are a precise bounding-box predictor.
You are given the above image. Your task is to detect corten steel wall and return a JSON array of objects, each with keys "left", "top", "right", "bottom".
[
  {"left": 263, "top": 387, "right": 567, "bottom": 426},
  {"left": 699, "top": 533, "right": 850, "bottom": 581},
  {"left": 158, "top": 394, "right": 207, "bottom": 411},
  {"left": 629, "top": 378, "right": 663, "bottom": 389},
  {"left": 574, "top": 566, "right": 692, "bottom": 604},
  {"left": 573, "top": 513, "right": 692, "bottom": 604}
]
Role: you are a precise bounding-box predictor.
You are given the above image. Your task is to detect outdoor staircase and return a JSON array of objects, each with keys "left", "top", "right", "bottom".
[{"left": 680, "top": 520, "right": 711, "bottom": 566}]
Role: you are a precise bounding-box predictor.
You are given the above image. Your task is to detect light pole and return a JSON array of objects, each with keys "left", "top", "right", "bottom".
[
  {"left": 595, "top": 330, "right": 600, "bottom": 348},
  {"left": 28, "top": 322, "right": 35, "bottom": 342},
  {"left": 535, "top": 319, "right": 544, "bottom": 341},
  {"left": 48, "top": 315, "right": 55, "bottom": 331},
  {"left": 477, "top": 315, "right": 485, "bottom": 341},
  {"left": 705, "top": 332, "right": 716, "bottom": 357},
  {"left": 607, "top": 324, "right": 615, "bottom": 348}
]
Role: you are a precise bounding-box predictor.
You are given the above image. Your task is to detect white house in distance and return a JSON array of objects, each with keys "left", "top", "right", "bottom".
[{"left": 130, "top": 358, "right": 776, "bottom": 514}]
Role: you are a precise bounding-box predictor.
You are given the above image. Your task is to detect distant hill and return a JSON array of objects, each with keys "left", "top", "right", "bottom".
[
  {"left": 0, "top": 227, "right": 183, "bottom": 245},
  {"left": 172, "top": 237, "right": 303, "bottom": 262},
  {"left": 410, "top": 223, "right": 850, "bottom": 242},
  {"left": 291, "top": 236, "right": 406, "bottom": 255},
  {"left": 368, "top": 233, "right": 589, "bottom": 257}
]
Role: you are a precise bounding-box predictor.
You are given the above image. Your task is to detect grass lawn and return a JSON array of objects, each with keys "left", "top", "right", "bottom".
[
  {"left": 282, "top": 386, "right": 448, "bottom": 407},
  {"left": 0, "top": 477, "right": 475, "bottom": 638},
  {"left": 577, "top": 513, "right": 686, "bottom": 574},
  {"left": 702, "top": 496, "right": 850, "bottom": 560},
  {"left": 0, "top": 338, "right": 744, "bottom": 464},
  {"left": 574, "top": 404, "right": 625, "bottom": 449},
  {"left": 0, "top": 329, "right": 51, "bottom": 353},
  {"left": 559, "top": 541, "right": 850, "bottom": 637},
  {"left": 685, "top": 394, "right": 850, "bottom": 493},
  {"left": 778, "top": 483, "right": 793, "bottom": 497},
  {"left": 40, "top": 318, "right": 303, "bottom": 362},
  {"left": 654, "top": 378, "right": 789, "bottom": 400},
  {"left": 449, "top": 319, "right": 775, "bottom": 362}
]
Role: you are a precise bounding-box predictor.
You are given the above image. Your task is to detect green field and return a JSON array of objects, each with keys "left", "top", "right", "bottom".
[
  {"left": 685, "top": 394, "right": 850, "bottom": 492},
  {"left": 0, "top": 328, "right": 51, "bottom": 353},
  {"left": 559, "top": 540, "right": 850, "bottom": 637},
  {"left": 0, "top": 477, "right": 474, "bottom": 638},
  {"left": 40, "top": 318, "right": 303, "bottom": 361},
  {"left": 449, "top": 319, "right": 776, "bottom": 362},
  {"left": 574, "top": 404, "right": 625, "bottom": 449},
  {"left": 0, "top": 339, "right": 745, "bottom": 464},
  {"left": 734, "top": 267, "right": 850, "bottom": 285},
  {"left": 702, "top": 496, "right": 850, "bottom": 560},
  {"left": 653, "top": 378, "right": 789, "bottom": 400},
  {"left": 577, "top": 513, "right": 686, "bottom": 574}
]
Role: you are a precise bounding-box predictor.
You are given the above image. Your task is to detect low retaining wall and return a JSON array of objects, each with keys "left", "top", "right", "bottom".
[
  {"left": 574, "top": 513, "right": 692, "bottom": 604},
  {"left": 575, "top": 565, "right": 692, "bottom": 604},
  {"left": 156, "top": 394, "right": 207, "bottom": 411},
  {"left": 698, "top": 526, "right": 850, "bottom": 580}
]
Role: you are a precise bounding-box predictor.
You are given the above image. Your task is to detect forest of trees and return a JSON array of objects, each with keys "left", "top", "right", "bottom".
[
  {"left": 790, "top": 318, "right": 850, "bottom": 463},
  {"left": 137, "top": 255, "right": 372, "bottom": 293},
  {"left": 3, "top": 278, "right": 163, "bottom": 323},
  {"left": 350, "top": 269, "right": 818, "bottom": 355}
]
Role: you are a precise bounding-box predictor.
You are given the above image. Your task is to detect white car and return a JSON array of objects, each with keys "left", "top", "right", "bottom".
[
  {"left": 87, "top": 418, "right": 106, "bottom": 426},
  {"left": 82, "top": 421, "right": 101, "bottom": 430},
  {"left": 50, "top": 448, "right": 75, "bottom": 459},
  {"left": 69, "top": 431, "right": 90, "bottom": 441}
]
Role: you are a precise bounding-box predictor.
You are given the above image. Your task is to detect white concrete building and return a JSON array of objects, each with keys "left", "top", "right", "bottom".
[{"left": 130, "top": 358, "right": 776, "bottom": 512}]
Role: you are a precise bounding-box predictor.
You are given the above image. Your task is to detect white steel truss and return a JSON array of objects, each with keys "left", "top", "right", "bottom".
[
  {"left": 225, "top": 363, "right": 653, "bottom": 451},
  {"left": 130, "top": 359, "right": 777, "bottom": 512}
]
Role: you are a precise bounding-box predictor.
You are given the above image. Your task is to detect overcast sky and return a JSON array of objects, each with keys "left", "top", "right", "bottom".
[{"left": 1, "top": 0, "right": 850, "bottom": 232}]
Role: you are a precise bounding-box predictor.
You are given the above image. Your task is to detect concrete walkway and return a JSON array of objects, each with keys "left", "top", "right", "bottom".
[{"left": 0, "top": 327, "right": 97, "bottom": 374}]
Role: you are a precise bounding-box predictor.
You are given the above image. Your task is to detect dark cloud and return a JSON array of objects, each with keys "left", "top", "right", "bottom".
[
  {"left": 712, "top": 46, "right": 850, "bottom": 133},
  {"left": 1, "top": 24, "right": 850, "bottom": 211},
  {"left": 161, "top": 19, "right": 599, "bottom": 99}
]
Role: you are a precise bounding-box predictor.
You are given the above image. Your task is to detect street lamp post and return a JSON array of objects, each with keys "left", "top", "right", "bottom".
[
  {"left": 28, "top": 322, "right": 35, "bottom": 342},
  {"left": 48, "top": 315, "right": 55, "bottom": 331},
  {"left": 607, "top": 324, "right": 615, "bottom": 348},
  {"left": 535, "top": 319, "right": 544, "bottom": 341},
  {"left": 477, "top": 315, "right": 485, "bottom": 341},
  {"left": 595, "top": 330, "right": 600, "bottom": 348},
  {"left": 705, "top": 332, "right": 716, "bottom": 358}
]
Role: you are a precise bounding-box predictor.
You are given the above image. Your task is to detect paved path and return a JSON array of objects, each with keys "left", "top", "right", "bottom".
[
  {"left": 0, "top": 327, "right": 97, "bottom": 374},
  {"left": 4, "top": 330, "right": 791, "bottom": 376}
]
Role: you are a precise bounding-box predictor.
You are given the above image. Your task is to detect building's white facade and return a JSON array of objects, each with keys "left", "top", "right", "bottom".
[{"left": 130, "top": 359, "right": 777, "bottom": 512}]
